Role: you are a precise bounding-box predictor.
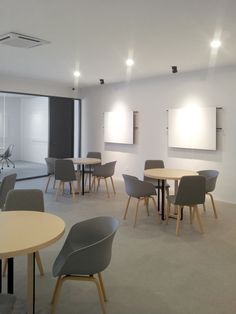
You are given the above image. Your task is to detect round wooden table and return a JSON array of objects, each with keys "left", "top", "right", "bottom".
[
  {"left": 67, "top": 158, "right": 101, "bottom": 195},
  {"left": 144, "top": 168, "right": 198, "bottom": 219},
  {"left": 0, "top": 211, "right": 65, "bottom": 314}
]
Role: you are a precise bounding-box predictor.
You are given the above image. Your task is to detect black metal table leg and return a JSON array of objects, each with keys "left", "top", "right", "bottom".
[
  {"left": 33, "top": 252, "right": 35, "bottom": 314},
  {"left": 157, "top": 180, "right": 160, "bottom": 212},
  {"left": 82, "top": 164, "right": 85, "bottom": 195},
  {"left": 7, "top": 258, "right": 14, "bottom": 294},
  {"left": 161, "top": 179, "right": 165, "bottom": 220}
]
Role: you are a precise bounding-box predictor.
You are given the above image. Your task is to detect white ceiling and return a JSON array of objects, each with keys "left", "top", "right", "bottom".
[{"left": 0, "top": 0, "right": 236, "bottom": 88}]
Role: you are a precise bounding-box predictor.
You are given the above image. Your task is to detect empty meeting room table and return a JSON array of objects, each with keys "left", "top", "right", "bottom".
[
  {"left": 67, "top": 157, "right": 101, "bottom": 195},
  {"left": 144, "top": 168, "right": 198, "bottom": 220},
  {"left": 0, "top": 211, "right": 65, "bottom": 314}
]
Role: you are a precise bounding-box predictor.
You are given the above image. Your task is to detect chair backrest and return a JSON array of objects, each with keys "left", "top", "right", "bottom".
[
  {"left": 4, "top": 189, "right": 44, "bottom": 212},
  {"left": 197, "top": 170, "right": 219, "bottom": 193},
  {"left": 55, "top": 159, "right": 76, "bottom": 181},
  {"left": 3, "top": 144, "right": 14, "bottom": 158},
  {"left": 144, "top": 160, "right": 165, "bottom": 170},
  {"left": 93, "top": 161, "right": 116, "bottom": 178},
  {"left": 175, "top": 176, "right": 206, "bottom": 206},
  {"left": 0, "top": 174, "right": 17, "bottom": 209},
  {"left": 123, "top": 174, "right": 156, "bottom": 198},
  {"left": 87, "top": 152, "right": 101, "bottom": 160},
  {"left": 144, "top": 160, "right": 165, "bottom": 183},
  {"left": 45, "top": 157, "right": 57, "bottom": 175},
  {"left": 53, "top": 216, "right": 119, "bottom": 276}
]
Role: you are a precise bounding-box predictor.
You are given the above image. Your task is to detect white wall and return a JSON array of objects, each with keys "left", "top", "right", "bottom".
[
  {"left": 0, "top": 96, "right": 21, "bottom": 160},
  {"left": 20, "top": 97, "right": 48, "bottom": 163},
  {"left": 80, "top": 65, "right": 236, "bottom": 203}
]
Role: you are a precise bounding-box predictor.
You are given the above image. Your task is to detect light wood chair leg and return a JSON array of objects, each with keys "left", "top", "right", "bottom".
[
  {"left": 194, "top": 205, "right": 204, "bottom": 233},
  {"left": 98, "top": 272, "right": 107, "bottom": 302},
  {"left": 110, "top": 176, "right": 116, "bottom": 194},
  {"left": 208, "top": 193, "right": 218, "bottom": 219},
  {"left": 134, "top": 199, "right": 140, "bottom": 227},
  {"left": 35, "top": 251, "right": 44, "bottom": 276},
  {"left": 93, "top": 276, "right": 106, "bottom": 314},
  {"left": 176, "top": 206, "right": 181, "bottom": 236},
  {"left": 189, "top": 206, "right": 193, "bottom": 224},
  {"left": 166, "top": 201, "right": 171, "bottom": 224},
  {"left": 70, "top": 182, "right": 75, "bottom": 199},
  {"left": 2, "top": 258, "right": 7, "bottom": 277},
  {"left": 45, "top": 175, "right": 52, "bottom": 192},
  {"left": 55, "top": 181, "right": 62, "bottom": 200},
  {"left": 123, "top": 196, "right": 131, "bottom": 219},
  {"left": 144, "top": 197, "right": 150, "bottom": 216},
  {"left": 51, "top": 276, "right": 62, "bottom": 305},
  {"left": 96, "top": 178, "right": 101, "bottom": 192},
  {"left": 104, "top": 178, "right": 110, "bottom": 198}
]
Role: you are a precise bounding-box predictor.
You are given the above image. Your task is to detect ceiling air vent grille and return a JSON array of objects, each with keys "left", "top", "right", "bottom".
[{"left": 0, "top": 32, "right": 50, "bottom": 48}]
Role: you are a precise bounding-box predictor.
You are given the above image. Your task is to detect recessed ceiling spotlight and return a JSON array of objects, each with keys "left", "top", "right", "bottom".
[
  {"left": 210, "top": 39, "right": 221, "bottom": 49},
  {"left": 126, "top": 58, "right": 134, "bottom": 67},
  {"left": 73, "top": 71, "right": 81, "bottom": 78}
]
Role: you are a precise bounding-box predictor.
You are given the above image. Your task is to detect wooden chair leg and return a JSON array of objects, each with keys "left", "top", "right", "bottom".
[
  {"left": 134, "top": 199, "right": 140, "bottom": 227},
  {"left": 51, "top": 276, "right": 64, "bottom": 314},
  {"left": 194, "top": 205, "right": 204, "bottom": 233},
  {"left": 45, "top": 175, "right": 52, "bottom": 192},
  {"left": 166, "top": 201, "right": 171, "bottom": 225},
  {"left": 93, "top": 276, "right": 107, "bottom": 314},
  {"left": 104, "top": 178, "right": 110, "bottom": 198},
  {"left": 110, "top": 176, "right": 116, "bottom": 194},
  {"left": 98, "top": 272, "right": 107, "bottom": 302},
  {"left": 2, "top": 258, "right": 7, "bottom": 277},
  {"left": 208, "top": 193, "right": 218, "bottom": 219},
  {"left": 123, "top": 196, "right": 131, "bottom": 219},
  {"left": 55, "top": 181, "right": 62, "bottom": 200},
  {"left": 35, "top": 251, "right": 44, "bottom": 276},
  {"left": 96, "top": 178, "right": 101, "bottom": 192},
  {"left": 189, "top": 206, "right": 193, "bottom": 224},
  {"left": 144, "top": 197, "right": 150, "bottom": 216},
  {"left": 176, "top": 206, "right": 181, "bottom": 236},
  {"left": 70, "top": 182, "right": 75, "bottom": 199}
]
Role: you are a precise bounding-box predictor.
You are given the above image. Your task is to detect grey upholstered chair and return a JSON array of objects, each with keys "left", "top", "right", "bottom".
[
  {"left": 51, "top": 216, "right": 119, "bottom": 314},
  {"left": 123, "top": 174, "right": 160, "bottom": 227},
  {"left": 92, "top": 161, "right": 116, "bottom": 197},
  {"left": 45, "top": 157, "right": 57, "bottom": 192},
  {"left": 3, "top": 189, "right": 45, "bottom": 276},
  {"left": 0, "top": 173, "right": 17, "bottom": 209},
  {"left": 55, "top": 160, "right": 76, "bottom": 200},
  {"left": 197, "top": 170, "right": 219, "bottom": 218},
  {"left": 84, "top": 152, "right": 102, "bottom": 187},
  {"left": 166, "top": 176, "right": 206, "bottom": 236},
  {"left": 0, "top": 144, "right": 15, "bottom": 170},
  {"left": 144, "top": 160, "right": 170, "bottom": 197}
]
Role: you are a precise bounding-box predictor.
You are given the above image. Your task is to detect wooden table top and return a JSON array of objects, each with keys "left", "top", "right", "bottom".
[
  {"left": 144, "top": 168, "right": 198, "bottom": 180},
  {"left": 67, "top": 157, "right": 101, "bottom": 165},
  {"left": 0, "top": 211, "right": 65, "bottom": 258}
]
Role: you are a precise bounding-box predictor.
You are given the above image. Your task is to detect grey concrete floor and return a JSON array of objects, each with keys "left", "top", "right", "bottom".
[{"left": 2, "top": 177, "right": 236, "bottom": 314}]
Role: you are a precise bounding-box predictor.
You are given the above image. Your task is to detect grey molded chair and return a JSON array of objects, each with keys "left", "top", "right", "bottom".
[
  {"left": 123, "top": 174, "right": 160, "bottom": 227},
  {"left": 55, "top": 160, "right": 76, "bottom": 200},
  {"left": 0, "top": 173, "right": 17, "bottom": 209},
  {"left": 144, "top": 160, "right": 170, "bottom": 196},
  {"left": 84, "top": 152, "right": 102, "bottom": 187},
  {"left": 92, "top": 161, "right": 116, "bottom": 197},
  {"left": 0, "top": 144, "right": 15, "bottom": 170},
  {"left": 166, "top": 176, "right": 206, "bottom": 236},
  {"left": 51, "top": 216, "right": 119, "bottom": 314},
  {"left": 197, "top": 170, "right": 219, "bottom": 218},
  {"left": 3, "top": 189, "right": 45, "bottom": 276},
  {"left": 45, "top": 157, "right": 57, "bottom": 192}
]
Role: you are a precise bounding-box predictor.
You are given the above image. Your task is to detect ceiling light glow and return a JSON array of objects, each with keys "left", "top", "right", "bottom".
[
  {"left": 210, "top": 39, "right": 221, "bottom": 49},
  {"left": 73, "top": 71, "right": 81, "bottom": 78},
  {"left": 126, "top": 59, "right": 134, "bottom": 67}
]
